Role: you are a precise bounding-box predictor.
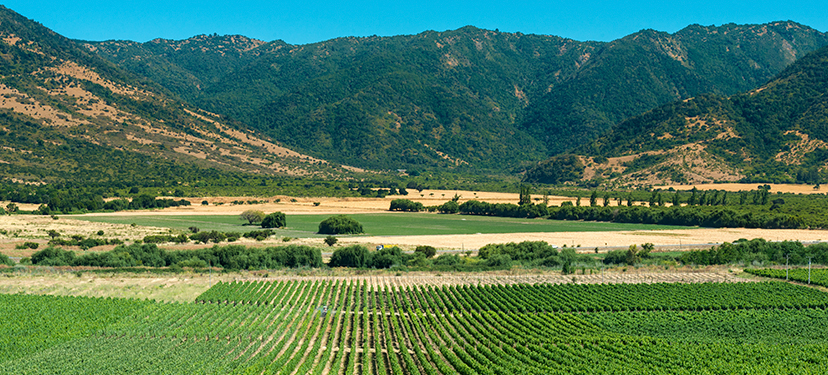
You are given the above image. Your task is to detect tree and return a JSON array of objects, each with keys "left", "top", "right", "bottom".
[
  {"left": 414, "top": 245, "right": 437, "bottom": 258},
  {"left": 240, "top": 210, "right": 265, "bottom": 225},
  {"left": 438, "top": 200, "right": 459, "bottom": 214},
  {"left": 602, "top": 193, "right": 610, "bottom": 207},
  {"left": 625, "top": 244, "right": 640, "bottom": 265},
  {"left": 518, "top": 185, "right": 532, "bottom": 206},
  {"left": 324, "top": 235, "right": 338, "bottom": 247},
  {"left": 589, "top": 191, "right": 598, "bottom": 207},
  {"left": 328, "top": 245, "right": 371, "bottom": 267},
  {"left": 318, "top": 215, "right": 364, "bottom": 234},
  {"left": 261, "top": 212, "right": 286, "bottom": 228},
  {"left": 5, "top": 203, "right": 18, "bottom": 213},
  {"left": 47, "top": 230, "right": 60, "bottom": 239}
]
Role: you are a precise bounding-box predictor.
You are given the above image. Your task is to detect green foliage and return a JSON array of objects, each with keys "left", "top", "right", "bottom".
[
  {"left": 328, "top": 245, "right": 371, "bottom": 268},
  {"left": 680, "top": 239, "right": 828, "bottom": 266},
  {"left": 0, "top": 252, "right": 12, "bottom": 266},
  {"left": 261, "top": 212, "right": 286, "bottom": 228},
  {"left": 389, "top": 198, "right": 424, "bottom": 212},
  {"left": 323, "top": 235, "right": 338, "bottom": 247},
  {"left": 523, "top": 154, "right": 585, "bottom": 184},
  {"left": 29, "top": 243, "right": 323, "bottom": 270},
  {"left": 318, "top": 215, "right": 363, "bottom": 235},
  {"left": 239, "top": 210, "right": 265, "bottom": 224},
  {"left": 414, "top": 245, "right": 437, "bottom": 258},
  {"left": 15, "top": 241, "right": 39, "bottom": 250},
  {"left": 437, "top": 200, "right": 460, "bottom": 214}
]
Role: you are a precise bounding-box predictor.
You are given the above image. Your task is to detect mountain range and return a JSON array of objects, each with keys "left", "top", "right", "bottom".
[
  {"left": 1, "top": 4, "right": 827, "bottom": 186},
  {"left": 86, "top": 21, "right": 828, "bottom": 173}
]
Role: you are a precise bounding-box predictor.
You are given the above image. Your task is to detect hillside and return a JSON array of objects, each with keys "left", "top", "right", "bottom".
[
  {"left": 0, "top": 6, "right": 344, "bottom": 187},
  {"left": 567, "top": 45, "right": 828, "bottom": 186},
  {"left": 87, "top": 22, "right": 828, "bottom": 171}
]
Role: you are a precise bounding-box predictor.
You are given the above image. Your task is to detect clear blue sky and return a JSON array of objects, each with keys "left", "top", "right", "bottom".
[{"left": 6, "top": 1, "right": 827, "bottom": 45}]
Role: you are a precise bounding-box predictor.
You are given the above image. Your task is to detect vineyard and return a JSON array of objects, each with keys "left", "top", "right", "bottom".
[
  {"left": 2, "top": 280, "right": 828, "bottom": 374},
  {"left": 746, "top": 268, "right": 828, "bottom": 287}
]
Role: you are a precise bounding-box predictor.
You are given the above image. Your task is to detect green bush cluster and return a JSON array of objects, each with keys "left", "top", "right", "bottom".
[
  {"left": 680, "top": 239, "right": 828, "bottom": 266},
  {"left": 318, "top": 215, "right": 363, "bottom": 234},
  {"left": 29, "top": 243, "right": 323, "bottom": 270}
]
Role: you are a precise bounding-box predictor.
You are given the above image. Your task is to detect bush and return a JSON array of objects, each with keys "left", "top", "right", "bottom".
[
  {"left": 243, "top": 229, "right": 274, "bottom": 241},
  {"left": 324, "top": 235, "right": 338, "bottom": 246},
  {"left": 16, "top": 242, "right": 39, "bottom": 250},
  {"left": 389, "top": 199, "right": 424, "bottom": 212},
  {"left": 190, "top": 231, "right": 227, "bottom": 244},
  {"left": 240, "top": 210, "right": 266, "bottom": 224},
  {"left": 261, "top": 212, "right": 286, "bottom": 228},
  {"left": 438, "top": 200, "right": 459, "bottom": 214},
  {"left": 0, "top": 252, "right": 13, "bottom": 266},
  {"left": 318, "top": 215, "right": 363, "bottom": 234},
  {"left": 329, "top": 245, "right": 371, "bottom": 267},
  {"left": 414, "top": 245, "right": 437, "bottom": 258},
  {"left": 432, "top": 254, "right": 461, "bottom": 266},
  {"left": 486, "top": 254, "right": 513, "bottom": 268}
]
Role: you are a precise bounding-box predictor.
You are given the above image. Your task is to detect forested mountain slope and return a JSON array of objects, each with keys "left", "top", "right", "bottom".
[
  {"left": 0, "top": 6, "right": 340, "bottom": 186},
  {"left": 87, "top": 22, "right": 828, "bottom": 171},
  {"left": 568, "top": 45, "right": 828, "bottom": 185}
]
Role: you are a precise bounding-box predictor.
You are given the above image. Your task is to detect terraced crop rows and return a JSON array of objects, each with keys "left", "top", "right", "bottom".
[{"left": 2, "top": 280, "right": 828, "bottom": 374}]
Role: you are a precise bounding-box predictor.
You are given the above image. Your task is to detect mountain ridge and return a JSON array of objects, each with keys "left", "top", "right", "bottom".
[
  {"left": 0, "top": 5, "right": 348, "bottom": 186},
  {"left": 86, "top": 21, "right": 828, "bottom": 171}
]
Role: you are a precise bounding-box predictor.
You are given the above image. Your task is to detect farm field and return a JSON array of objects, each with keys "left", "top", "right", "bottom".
[
  {"left": 2, "top": 279, "right": 828, "bottom": 374},
  {"left": 74, "top": 213, "right": 692, "bottom": 237},
  {"left": 746, "top": 268, "right": 828, "bottom": 287},
  {"left": 654, "top": 183, "right": 828, "bottom": 194}
]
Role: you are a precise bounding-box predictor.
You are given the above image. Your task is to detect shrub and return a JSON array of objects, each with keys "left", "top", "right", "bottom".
[
  {"left": 324, "top": 235, "right": 338, "bottom": 246},
  {"left": 0, "top": 252, "right": 13, "bottom": 266},
  {"left": 240, "top": 210, "right": 266, "bottom": 224},
  {"left": 190, "top": 231, "right": 227, "bottom": 244},
  {"left": 261, "top": 212, "right": 286, "bottom": 228},
  {"left": 16, "top": 242, "right": 39, "bottom": 250},
  {"left": 389, "top": 199, "right": 424, "bottom": 212},
  {"left": 328, "top": 245, "right": 371, "bottom": 267},
  {"left": 318, "top": 215, "right": 363, "bottom": 235},
  {"left": 437, "top": 200, "right": 460, "bottom": 214},
  {"left": 486, "top": 254, "right": 513, "bottom": 267},
  {"left": 243, "top": 229, "right": 274, "bottom": 241},
  {"left": 414, "top": 245, "right": 437, "bottom": 258},
  {"left": 432, "top": 254, "right": 461, "bottom": 266}
]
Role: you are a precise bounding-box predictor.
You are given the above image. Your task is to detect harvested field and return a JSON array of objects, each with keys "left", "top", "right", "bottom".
[
  {"left": 656, "top": 182, "right": 827, "bottom": 194},
  {"left": 339, "top": 227, "right": 828, "bottom": 251}
]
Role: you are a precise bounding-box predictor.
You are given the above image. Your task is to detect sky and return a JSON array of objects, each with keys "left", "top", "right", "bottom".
[{"left": 5, "top": 1, "right": 827, "bottom": 45}]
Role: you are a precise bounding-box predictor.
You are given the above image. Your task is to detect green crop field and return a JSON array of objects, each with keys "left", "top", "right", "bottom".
[
  {"left": 2, "top": 280, "right": 828, "bottom": 374},
  {"left": 76, "top": 213, "right": 691, "bottom": 237}
]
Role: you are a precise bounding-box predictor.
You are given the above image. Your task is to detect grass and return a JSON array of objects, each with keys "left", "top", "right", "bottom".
[{"left": 75, "top": 213, "right": 692, "bottom": 238}]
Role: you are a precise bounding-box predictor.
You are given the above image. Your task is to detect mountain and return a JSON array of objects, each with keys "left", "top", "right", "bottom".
[
  {"left": 86, "top": 22, "right": 828, "bottom": 171},
  {"left": 0, "top": 6, "right": 342, "bottom": 186},
  {"left": 568, "top": 45, "right": 828, "bottom": 186}
]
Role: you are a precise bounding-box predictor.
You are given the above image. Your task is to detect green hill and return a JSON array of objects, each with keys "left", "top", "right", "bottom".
[
  {"left": 0, "top": 5, "right": 345, "bottom": 188},
  {"left": 574, "top": 45, "right": 828, "bottom": 185},
  {"left": 87, "top": 23, "right": 828, "bottom": 171}
]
